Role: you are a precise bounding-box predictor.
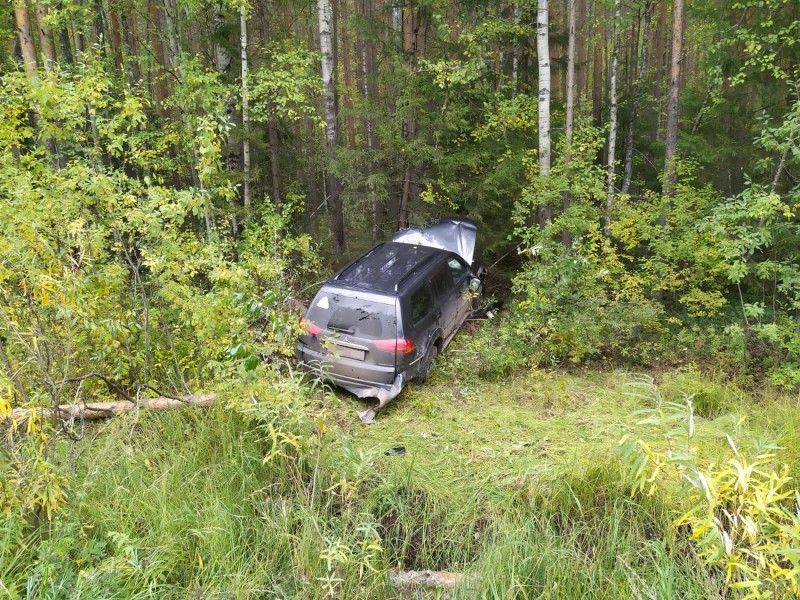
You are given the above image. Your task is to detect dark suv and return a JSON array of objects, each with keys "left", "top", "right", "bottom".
[{"left": 297, "top": 218, "right": 482, "bottom": 423}]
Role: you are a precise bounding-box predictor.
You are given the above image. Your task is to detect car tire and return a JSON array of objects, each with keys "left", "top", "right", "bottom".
[{"left": 416, "top": 343, "right": 438, "bottom": 384}]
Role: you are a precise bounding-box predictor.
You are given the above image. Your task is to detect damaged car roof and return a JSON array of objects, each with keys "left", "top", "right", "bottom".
[
  {"left": 332, "top": 242, "right": 445, "bottom": 294},
  {"left": 392, "top": 218, "right": 478, "bottom": 265}
]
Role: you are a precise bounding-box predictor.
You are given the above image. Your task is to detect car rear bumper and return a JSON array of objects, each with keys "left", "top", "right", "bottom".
[{"left": 296, "top": 344, "right": 398, "bottom": 389}]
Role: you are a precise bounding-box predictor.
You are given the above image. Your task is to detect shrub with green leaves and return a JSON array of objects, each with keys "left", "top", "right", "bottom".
[{"left": 620, "top": 377, "right": 800, "bottom": 598}]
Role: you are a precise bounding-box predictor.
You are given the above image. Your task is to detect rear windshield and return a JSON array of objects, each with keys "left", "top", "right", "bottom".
[{"left": 306, "top": 290, "right": 397, "bottom": 340}]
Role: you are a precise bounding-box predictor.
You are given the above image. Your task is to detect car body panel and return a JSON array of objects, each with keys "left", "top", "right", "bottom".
[{"left": 392, "top": 218, "right": 478, "bottom": 265}]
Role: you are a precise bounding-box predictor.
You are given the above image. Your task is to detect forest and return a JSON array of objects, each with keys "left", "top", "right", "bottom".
[{"left": 1, "top": 0, "right": 800, "bottom": 596}]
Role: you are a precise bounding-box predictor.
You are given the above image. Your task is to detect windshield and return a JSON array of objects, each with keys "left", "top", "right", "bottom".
[{"left": 305, "top": 290, "right": 397, "bottom": 340}]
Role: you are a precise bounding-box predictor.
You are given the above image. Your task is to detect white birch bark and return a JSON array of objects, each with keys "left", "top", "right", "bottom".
[
  {"left": 537, "top": 0, "right": 550, "bottom": 178},
  {"left": 317, "top": 0, "right": 344, "bottom": 252},
  {"left": 240, "top": 3, "right": 250, "bottom": 214},
  {"left": 14, "top": 0, "right": 39, "bottom": 81},
  {"left": 562, "top": 0, "right": 576, "bottom": 246},
  {"left": 318, "top": 0, "right": 337, "bottom": 150},
  {"left": 604, "top": 0, "right": 621, "bottom": 237},
  {"left": 565, "top": 0, "right": 576, "bottom": 151},
  {"left": 663, "top": 0, "right": 684, "bottom": 198},
  {"left": 161, "top": 0, "right": 181, "bottom": 72},
  {"left": 511, "top": 2, "right": 520, "bottom": 96}
]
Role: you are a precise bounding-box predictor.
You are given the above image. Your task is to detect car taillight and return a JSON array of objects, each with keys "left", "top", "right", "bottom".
[
  {"left": 374, "top": 338, "right": 416, "bottom": 354},
  {"left": 299, "top": 318, "right": 322, "bottom": 336}
]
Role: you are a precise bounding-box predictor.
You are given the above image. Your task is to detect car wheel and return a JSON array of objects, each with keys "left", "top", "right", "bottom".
[{"left": 416, "top": 343, "right": 438, "bottom": 384}]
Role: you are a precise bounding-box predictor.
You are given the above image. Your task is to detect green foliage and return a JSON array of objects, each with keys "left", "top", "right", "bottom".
[
  {"left": 504, "top": 96, "right": 798, "bottom": 381},
  {"left": 620, "top": 377, "right": 800, "bottom": 598},
  {"left": 250, "top": 42, "right": 322, "bottom": 124},
  {"left": 0, "top": 53, "right": 321, "bottom": 547}
]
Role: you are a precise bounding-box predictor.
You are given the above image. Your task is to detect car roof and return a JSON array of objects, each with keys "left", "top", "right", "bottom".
[{"left": 330, "top": 241, "right": 453, "bottom": 295}]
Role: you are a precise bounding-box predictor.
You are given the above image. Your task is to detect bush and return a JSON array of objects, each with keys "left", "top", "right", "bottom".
[{"left": 620, "top": 377, "right": 800, "bottom": 598}]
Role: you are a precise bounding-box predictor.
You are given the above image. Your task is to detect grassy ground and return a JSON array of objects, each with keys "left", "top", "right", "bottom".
[{"left": 6, "top": 333, "right": 800, "bottom": 598}]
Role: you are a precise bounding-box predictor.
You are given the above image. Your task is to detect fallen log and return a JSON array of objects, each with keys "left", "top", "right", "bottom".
[
  {"left": 4, "top": 393, "right": 216, "bottom": 424},
  {"left": 388, "top": 569, "right": 476, "bottom": 594}
]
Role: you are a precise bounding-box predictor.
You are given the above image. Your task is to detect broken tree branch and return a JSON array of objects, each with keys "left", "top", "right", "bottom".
[{"left": 4, "top": 393, "right": 216, "bottom": 424}]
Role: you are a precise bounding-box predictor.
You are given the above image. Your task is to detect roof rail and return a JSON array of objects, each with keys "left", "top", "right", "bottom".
[
  {"left": 333, "top": 243, "right": 385, "bottom": 281},
  {"left": 394, "top": 253, "right": 438, "bottom": 292}
]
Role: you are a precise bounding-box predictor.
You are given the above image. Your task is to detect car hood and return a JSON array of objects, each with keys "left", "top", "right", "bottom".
[{"left": 391, "top": 218, "right": 478, "bottom": 265}]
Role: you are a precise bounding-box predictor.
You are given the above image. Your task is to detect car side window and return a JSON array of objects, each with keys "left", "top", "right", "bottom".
[
  {"left": 430, "top": 268, "right": 455, "bottom": 303},
  {"left": 410, "top": 285, "right": 433, "bottom": 324},
  {"left": 447, "top": 258, "right": 467, "bottom": 284}
]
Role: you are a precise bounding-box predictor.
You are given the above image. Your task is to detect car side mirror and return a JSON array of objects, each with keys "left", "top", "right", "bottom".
[{"left": 469, "top": 277, "right": 481, "bottom": 293}]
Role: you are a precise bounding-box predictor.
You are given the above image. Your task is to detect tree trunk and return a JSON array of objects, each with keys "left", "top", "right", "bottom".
[
  {"left": 402, "top": 0, "right": 414, "bottom": 54},
  {"left": 123, "top": 13, "right": 142, "bottom": 84},
  {"left": 511, "top": 2, "right": 520, "bottom": 96},
  {"left": 576, "top": 0, "right": 586, "bottom": 97},
  {"left": 57, "top": 3, "right": 74, "bottom": 65},
  {"left": 537, "top": 0, "right": 551, "bottom": 177},
  {"left": 148, "top": 0, "right": 169, "bottom": 116},
  {"left": 240, "top": 3, "right": 251, "bottom": 216},
  {"left": 550, "top": 0, "right": 561, "bottom": 103},
  {"left": 562, "top": 0, "right": 575, "bottom": 247},
  {"left": 360, "top": 0, "right": 382, "bottom": 240},
  {"left": 6, "top": 394, "right": 216, "bottom": 423},
  {"left": 34, "top": 1, "right": 57, "bottom": 70},
  {"left": 340, "top": 0, "right": 356, "bottom": 149},
  {"left": 73, "top": 16, "right": 85, "bottom": 58},
  {"left": 14, "top": 0, "right": 38, "bottom": 81},
  {"left": 663, "top": 0, "right": 684, "bottom": 198},
  {"left": 650, "top": 0, "right": 666, "bottom": 144},
  {"left": 621, "top": 0, "right": 652, "bottom": 195},
  {"left": 537, "top": 0, "right": 551, "bottom": 226},
  {"left": 108, "top": 0, "right": 124, "bottom": 70},
  {"left": 591, "top": 6, "right": 602, "bottom": 129},
  {"left": 564, "top": 0, "right": 576, "bottom": 164},
  {"left": 399, "top": 168, "right": 411, "bottom": 229},
  {"left": 161, "top": 0, "right": 180, "bottom": 73},
  {"left": 604, "top": 0, "right": 621, "bottom": 237},
  {"left": 318, "top": 0, "right": 344, "bottom": 254}
]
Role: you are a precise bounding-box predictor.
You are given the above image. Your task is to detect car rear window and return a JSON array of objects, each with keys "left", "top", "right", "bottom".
[{"left": 306, "top": 291, "right": 397, "bottom": 340}]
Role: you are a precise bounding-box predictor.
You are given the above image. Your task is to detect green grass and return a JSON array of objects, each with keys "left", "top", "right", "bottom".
[{"left": 4, "top": 348, "right": 798, "bottom": 598}]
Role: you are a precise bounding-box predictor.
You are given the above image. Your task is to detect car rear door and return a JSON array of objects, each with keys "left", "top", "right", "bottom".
[
  {"left": 428, "top": 264, "right": 461, "bottom": 342},
  {"left": 445, "top": 256, "right": 472, "bottom": 328}
]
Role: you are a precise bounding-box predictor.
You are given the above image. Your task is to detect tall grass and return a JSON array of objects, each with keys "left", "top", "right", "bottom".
[
  {"left": 7, "top": 365, "right": 797, "bottom": 598},
  {"left": 4, "top": 401, "right": 722, "bottom": 599}
]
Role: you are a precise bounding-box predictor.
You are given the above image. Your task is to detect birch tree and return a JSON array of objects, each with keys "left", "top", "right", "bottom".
[
  {"left": 604, "top": 0, "right": 621, "bottom": 237},
  {"left": 14, "top": 0, "right": 38, "bottom": 81},
  {"left": 511, "top": 2, "right": 520, "bottom": 97},
  {"left": 563, "top": 0, "right": 576, "bottom": 246},
  {"left": 537, "top": 0, "right": 550, "bottom": 179},
  {"left": 240, "top": 3, "right": 251, "bottom": 215},
  {"left": 318, "top": 0, "right": 344, "bottom": 253},
  {"left": 34, "top": 2, "right": 57, "bottom": 70},
  {"left": 663, "top": 0, "right": 684, "bottom": 198}
]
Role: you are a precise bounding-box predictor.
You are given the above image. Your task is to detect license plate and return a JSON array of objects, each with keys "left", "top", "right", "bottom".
[{"left": 333, "top": 344, "right": 365, "bottom": 361}]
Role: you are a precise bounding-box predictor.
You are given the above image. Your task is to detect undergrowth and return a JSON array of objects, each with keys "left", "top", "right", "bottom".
[{"left": 3, "top": 354, "right": 799, "bottom": 598}]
